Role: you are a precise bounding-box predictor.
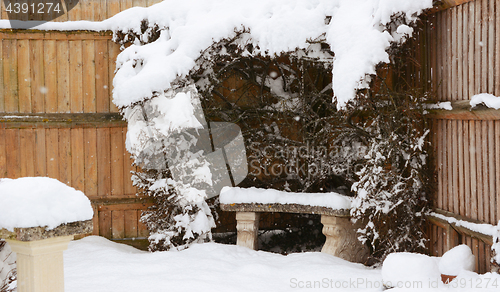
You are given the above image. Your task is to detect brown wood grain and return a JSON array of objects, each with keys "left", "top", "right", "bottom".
[
  {"left": 97, "top": 128, "right": 111, "bottom": 197},
  {"left": 34, "top": 128, "right": 46, "bottom": 176},
  {"left": 99, "top": 210, "right": 112, "bottom": 238},
  {"left": 458, "top": 120, "right": 465, "bottom": 216},
  {"left": 463, "top": 121, "right": 471, "bottom": 218},
  {"left": 58, "top": 128, "right": 72, "bottom": 185},
  {"left": 69, "top": 40, "right": 84, "bottom": 113},
  {"left": 111, "top": 210, "right": 125, "bottom": 239},
  {"left": 0, "top": 128, "right": 5, "bottom": 177},
  {"left": 84, "top": 128, "right": 98, "bottom": 198},
  {"left": 83, "top": 40, "right": 96, "bottom": 113},
  {"left": 469, "top": 3, "right": 475, "bottom": 98},
  {"left": 124, "top": 209, "right": 138, "bottom": 238},
  {"left": 44, "top": 40, "right": 58, "bottom": 113},
  {"left": 5, "top": 129, "right": 20, "bottom": 178},
  {"left": 19, "top": 129, "right": 35, "bottom": 177},
  {"left": 456, "top": 5, "right": 463, "bottom": 100},
  {"left": 108, "top": 40, "right": 120, "bottom": 112},
  {"left": 110, "top": 127, "right": 124, "bottom": 196},
  {"left": 3, "top": 40, "right": 19, "bottom": 113},
  {"left": 17, "top": 40, "right": 31, "bottom": 113},
  {"left": 95, "top": 40, "right": 109, "bottom": 113},
  {"left": 30, "top": 39, "right": 45, "bottom": 113},
  {"left": 57, "top": 40, "right": 70, "bottom": 112},
  {"left": 137, "top": 210, "right": 149, "bottom": 237},
  {"left": 71, "top": 128, "right": 85, "bottom": 191},
  {"left": 469, "top": 120, "right": 477, "bottom": 220},
  {"left": 46, "top": 128, "right": 59, "bottom": 179}
]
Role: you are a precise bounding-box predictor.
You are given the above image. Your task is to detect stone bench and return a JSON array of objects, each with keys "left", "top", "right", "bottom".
[
  {"left": 0, "top": 220, "right": 93, "bottom": 292},
  {"left": 220, "top": 202, "right": 369, "bottom": 264}
]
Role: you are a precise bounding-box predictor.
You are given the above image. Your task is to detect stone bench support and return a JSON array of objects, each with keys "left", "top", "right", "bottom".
[
  {"left": 222, "top": 203, "right": 369, "bottom": 264},
  {"left": 6, "top": 236, "right": 74, "bottom": 292}
]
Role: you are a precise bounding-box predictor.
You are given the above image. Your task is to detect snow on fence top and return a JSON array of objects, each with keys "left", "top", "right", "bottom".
[
  {"left": 220, "top": 187, "right": 352, "bottom": 210},
  {"left": 0, "top": 177, "right": 93, "bottom": 232},
  {"left": 0, "top": 0, "right": 432, "bottom": 109},
  {"left": 470, "top": 93, "right": 500, "bottom": 110}
]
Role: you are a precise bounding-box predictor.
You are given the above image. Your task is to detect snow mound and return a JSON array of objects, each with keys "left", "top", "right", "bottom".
[
  {"left": 425, "top": 101, "right": 453, "bottom": 110},
  {"left": 438, "top": 245, "right": 475, "bottom": 276},
  {"left": 382, "top": 252, "right": 440, "bottom": 287},
  {"left": 470, "top": 93, "right": 500, "bottom": 109},
  {"left": 0, "top": 177, "right": 93, "bottom": 231},
  {"left": 220, "top": 186, "right": 352, "bottom": 210}
]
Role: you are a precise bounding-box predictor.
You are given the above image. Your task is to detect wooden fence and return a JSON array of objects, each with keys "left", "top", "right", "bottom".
[
  {"left": 0, "top": 1, "right": 161, "bottom": 245},
  {"left": 417, "top": 0, "right": 500, "bottom": 274}
]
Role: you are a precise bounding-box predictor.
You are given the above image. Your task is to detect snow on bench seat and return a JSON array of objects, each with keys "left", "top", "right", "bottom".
[{"left": 220, "top": 187, "right": 351, "bottom": 216}]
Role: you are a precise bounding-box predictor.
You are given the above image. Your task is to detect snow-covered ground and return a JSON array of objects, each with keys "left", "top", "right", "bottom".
[{"left": 62, "top": 236, "right": 500, "bottom": 292}]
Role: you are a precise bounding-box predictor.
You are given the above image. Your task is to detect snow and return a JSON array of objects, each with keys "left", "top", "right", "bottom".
[
  {"left": 0, "top": 177, "right": 93, "bottom": 231},
  {"left": 60, "top": 236, "right": 500, "bottom": 291},
  {"left": 439, "top": 245, "right": 475, "bottom": 276},
  {"left": 470, "top": 93, "right": 500, "bottom": 109},
  {"left": 220, "top": 187, "right": 352, "bottom": 210},
  {"left": 430, "top": 212, "right": 497, "bottom": 236},
  {"left": 425, "top": 101, "right": 453, "bottom": 110},
  {"left": 382, "top": 252, "right": 441, "bottom": 287}
]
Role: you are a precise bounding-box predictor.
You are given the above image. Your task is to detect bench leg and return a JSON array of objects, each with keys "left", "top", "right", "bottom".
[
  {"left": 236, "top": 212, "right": 260, "bottom": 250},
  {"left": 321, "top": 215, "right": 369, "bottom": 263}
]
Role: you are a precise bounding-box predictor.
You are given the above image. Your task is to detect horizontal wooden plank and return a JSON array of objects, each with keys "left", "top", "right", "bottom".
[
  {"left": 0, "top": 30, "right": 113, "bottom": 40},
  {"left": 426, "top": 100, "right": 500, "bottom": 120},
  {"left": 0, "top": 113, "right": 126, "bottom": 128},
  {"left": 428, "top": 209, "right": 494, "bottom": 246},
  {"left": 97, "top": 203, "right": 153, "bottom": 212}
]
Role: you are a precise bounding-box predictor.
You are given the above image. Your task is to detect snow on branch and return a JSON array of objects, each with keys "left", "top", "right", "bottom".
[{"left": 109, "top": 0, "right": 432, "bottom": 110}]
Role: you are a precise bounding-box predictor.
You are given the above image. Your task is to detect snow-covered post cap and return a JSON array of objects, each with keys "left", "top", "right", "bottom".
[{"left": 0, "top": 177, "right": 93, "bottom": 241}]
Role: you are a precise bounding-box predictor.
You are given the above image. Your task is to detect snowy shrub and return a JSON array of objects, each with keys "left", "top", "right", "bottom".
[
  {"left": 0, "top": 241, "right": 16, "bottom": 292},
  {"left": 109, "top": 0, "right": 433, "bottom": 251}
]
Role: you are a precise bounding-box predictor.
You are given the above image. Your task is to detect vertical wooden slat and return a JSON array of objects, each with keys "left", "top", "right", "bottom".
[
  {"left": 476, "top": 121, "right": 484, "bottom": 222},
  {"left": 44, "top": 40, "right": 58, "bottom": 113},
  {"left": 133, "top": 0, "right": 147, "bottom": 7},
  {"left": 469, "top": 120, "right": 477, "bottom": 220},
  {"left": 3, "top": 39, "right": 19, "bottom": 113},
  {"left": 487, "top": 0, "right": 495, "bottom": 94},
  {"left": 93, "top": 0, "right": 106, "bottom": 21},
  {"left": 19, "top": 129, "right": 35, "bottom": 177},
  {"left": 475, "top": 0, "right": 481, "bottom": 96},
  {"left": 110, "top": 128, "right": 124, "bottom": 196},
  {"left": 34, "top": 128, "right": 47, "bottom": 176},
  {"left": 111, "top": 210, "right": 125, "bottom": 239},
  {"left": 446, "top": 8, "right": 452, "bottom": 100},
  {"left": 71, "top": 128, "right": 85, "bottom": 191},
  {"left": 31, "top": 39, "right": 45, "bottom": 113},
  {"left": 464, "top": 121, "right": 471, "bottom": 218},
  {"left": 456, "top": 5, "right": 463, "bottom": 100},
  {"left": 458, "top": 120, "right": 465, "bottom": 216},
  {"left": 451, "top": 7, "right": 457, "bottom": 100},
  {"left": 137, "top": 210, "right": 149, "bottom": 237},
  {"left": 99, "top": 210, "right": 112, "bottom": 238},
  {"left": 107, "top": 0, "right": 121, "bottom": 19},
  {"left": 84, "top": 128, "right": 98, "bottom": 198},
  {"left": 46, "top": 128, "right": 59, "bottom": 179},
  {"left": 124, "top": 209, "right": 138, "bottom": 238},
  {"left": 83, "top": 40, "right": 96, "bottom": 113},
  {"left": 462, "top": 2, "right": 469, "bottom": 100},
  {"left": 95, "top": 40, "right": 110, "bottom": 113},
  {"left": 447, "top": 120, "right": 453, "bottom": 211},
  {"left": 70, "top": 40, "right": 84, "bottom": 113},
  {"left": 121, "top": 0, "right": 133, "bottom": 11},
  {"left": 496, "top": 0, "right": 500, "bottom": 96},
  {"left": 488, "top": 121, "right": 495, "bottom": 224},
  {"left": 92, "top": 204, "right": 99, "bottom": 236},
  {"left": 469, "top": 3, "right": 475, "bottom": 97},
  {"left": 80, "top": 0, "right": 94, "bottom": 20},
  {"left": 481, "top": 0, "right": 488, "bottom": 93},
  {"left": 0, "top": 128, "right": 5, "bottom": 177},
  {"left": 0, "top": 40, "right": 3, "bottom": 112},
  {"left": 437, "top": 120, "right": 443, "bottom": 209},
  {"left": 496, "top": 121, "right": 500, "bottom": 224},
  {"left": 17, "top": 40, "right": 31, "bottom": 113},
  {"left": 5, "top": 129, "right": 20, "bottom": 178},
  {"left": 436, "top": 12, "right": 442, "bottom": 100},
  {"left": 59, "top": 128, "right": 72, "bottom": 185},
  {"left": 97, "top": 128, "right": 111, "bottom": 197},
  {"left": 108, "top": 41, "right": 120, "bottom": 112},
  {"left": 57, "top": 40, "right": 70, "bottom": 112},
  {"left": 481, "top": 121, "right": 488, "bottom": 222},
  {"left": 68, "top": 0, "right": 82, "bottom": 21},
  {"left": 452, "top": 120, "right": 459, "bottom": 214}
]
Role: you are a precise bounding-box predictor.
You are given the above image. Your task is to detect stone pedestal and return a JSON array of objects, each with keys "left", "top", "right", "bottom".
[
  {"left": 0, "top": 220, "right": 93, "bottom": 292},
  {"left": 6, "top": 236, "right": 73, "bottom": 292},
  {"left": 236, "top": 212, "right": 260, "bottom": 250},
  {"left": 321, "top": 215, "right": 369, "bottom": 263}
]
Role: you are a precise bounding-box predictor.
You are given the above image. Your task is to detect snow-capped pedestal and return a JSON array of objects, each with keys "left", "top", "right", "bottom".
[
  {"left": 220, "top": 187, "right": 369, "bottom": 264},
  {"left": 0, "top": 177, "right": 94, "bottom": 292}
]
